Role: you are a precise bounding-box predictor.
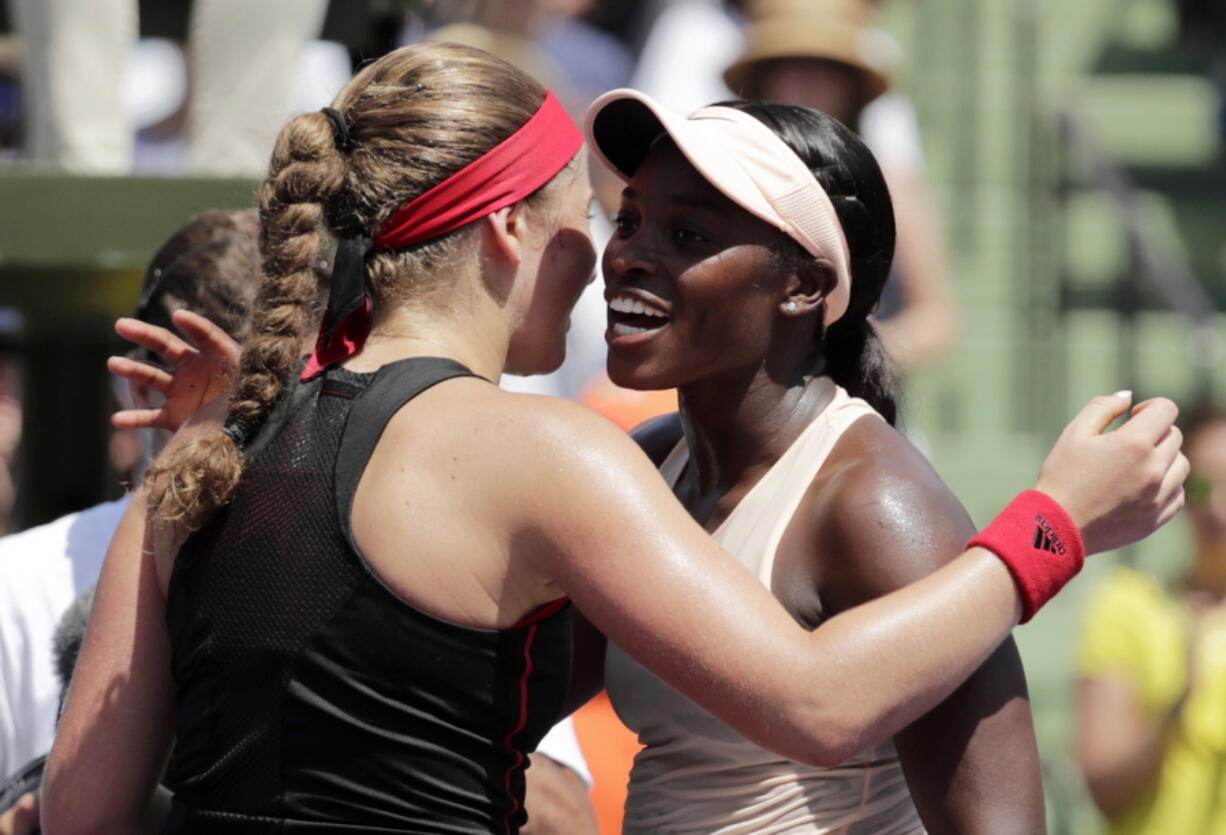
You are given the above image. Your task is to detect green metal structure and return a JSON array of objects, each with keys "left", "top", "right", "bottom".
[
  {"left": 883, "top": 0, "right": 1224, "bottom": 830},
  {"left": 0, "top": 173, "right": 257, "bottom": 527}
]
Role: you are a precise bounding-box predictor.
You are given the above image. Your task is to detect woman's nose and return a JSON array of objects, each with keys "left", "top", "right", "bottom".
[{"left": 607, "top": 237, "right": 656, "bottom": 277}]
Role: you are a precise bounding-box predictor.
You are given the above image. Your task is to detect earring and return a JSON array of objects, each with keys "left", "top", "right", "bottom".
[{"left": 784, "top": 301, "right": 798, "bottom": 313}]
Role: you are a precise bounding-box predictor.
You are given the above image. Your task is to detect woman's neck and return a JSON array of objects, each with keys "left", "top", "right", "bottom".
[
  {"left": 677, "top": 364, "right": 835, "bottom": 496},
  {"left": 343, "top": 304, "right": 508, "bottom": 383}
]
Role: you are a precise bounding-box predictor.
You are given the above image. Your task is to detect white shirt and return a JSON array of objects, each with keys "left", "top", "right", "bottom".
[{"left": 0, "top": 496, "right": 132, "bottom": 778}]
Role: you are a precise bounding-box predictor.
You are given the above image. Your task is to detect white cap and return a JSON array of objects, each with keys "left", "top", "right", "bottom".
[{"left": 585, "top": 88, "right": 852, "bottom": 326}]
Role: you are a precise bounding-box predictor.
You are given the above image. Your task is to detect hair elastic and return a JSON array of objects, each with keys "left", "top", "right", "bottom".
[
  {"left": 222, "top": 415, "right": 255, "bottom": 447},
  {"left": 320, "top": 107, "right": 352, "bottom": 152}
]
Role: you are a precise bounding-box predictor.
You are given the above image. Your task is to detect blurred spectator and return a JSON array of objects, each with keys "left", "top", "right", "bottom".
[
  {"left": 631, "top": 0, "right": 747, "bottom": 115},
  {"left": 1076, "top": 405, "right": 1226, "bottom": 834},
  {"left": 0, "top": 589, "right": 96, "bottom": 835},
  {"left": 536, "top": 0, "right": 635, "bottom": 109},
  {"left": 726, "top": 0, "right": 958, "bottom": 370},
  {"left": 6, "top": 0, "right": 330, "bottom": 174},
  {"left": 0, "top": 209, "right": 260, "bottom": 779}
]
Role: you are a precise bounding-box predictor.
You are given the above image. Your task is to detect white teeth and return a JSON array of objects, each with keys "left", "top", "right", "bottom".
[
  {"left": 607, "top": 294, "right": 669, "bottom": 318},
  {"left": 612, "top": 322, "right": 653, "bottom": 337}
]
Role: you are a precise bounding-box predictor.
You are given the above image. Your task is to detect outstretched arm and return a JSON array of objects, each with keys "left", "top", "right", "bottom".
[{"left": 514, "top": 393, "right": 1185, "bottom": 767}]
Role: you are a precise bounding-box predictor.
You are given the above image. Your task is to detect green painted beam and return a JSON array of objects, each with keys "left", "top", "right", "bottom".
[{"left": 0, "top": 172, "right": 257, "bottom": 271}]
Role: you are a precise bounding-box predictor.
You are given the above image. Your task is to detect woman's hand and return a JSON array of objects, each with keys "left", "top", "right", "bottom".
[
  {"left": 1036, "top": 392, "right": 1188, "bottom": 555},
  {"left": 108, "top": 310, "right": 241, "bottom": 432}
]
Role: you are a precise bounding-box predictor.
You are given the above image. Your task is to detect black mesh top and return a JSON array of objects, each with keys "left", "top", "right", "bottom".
[{"left": 163, "top": 357, "right": 573, "bottom": 834}]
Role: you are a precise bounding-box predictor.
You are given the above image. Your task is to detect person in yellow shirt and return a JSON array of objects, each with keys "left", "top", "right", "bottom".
[{"left": 1077, "top": 406, "right": 1226, "bottom": 834}]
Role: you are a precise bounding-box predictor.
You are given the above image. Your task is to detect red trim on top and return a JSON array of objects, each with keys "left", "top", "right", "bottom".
[
  {"left": 511, "top": 596, "right": 569, "bottom": 630},
  {"left": 501, "top": 622, "right": 541, "bottom": 834},
  {"left": 372, "top": 92, "right": 583, "bottom": 252}
]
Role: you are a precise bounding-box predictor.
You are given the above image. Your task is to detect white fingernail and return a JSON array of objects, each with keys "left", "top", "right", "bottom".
[{"left": 1112, "top": 389, "right": 1132, "bottom": 399}]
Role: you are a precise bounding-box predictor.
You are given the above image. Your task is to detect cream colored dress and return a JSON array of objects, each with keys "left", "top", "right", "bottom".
[{"left": 606, "top": 380, "right": 925, "bottom": 834}]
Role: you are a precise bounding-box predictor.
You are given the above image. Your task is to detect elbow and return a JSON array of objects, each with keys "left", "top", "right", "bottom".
[
  {"left": 1082, "top": 776, "right": 1131, "bottom": 821},
  {"left": 1078, "top": 754, "right": 1152, "bottom": 822},
  {"left": 782, "top": 734, "right": 861, "bottom": 769},
  {"left": 769, "top": 705, "right": 868, "bottom": 768}
]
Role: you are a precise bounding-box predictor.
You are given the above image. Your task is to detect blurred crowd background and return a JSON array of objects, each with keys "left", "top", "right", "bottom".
[{"left": 0, "top": 0, "right": 1222, "bottom": 832}]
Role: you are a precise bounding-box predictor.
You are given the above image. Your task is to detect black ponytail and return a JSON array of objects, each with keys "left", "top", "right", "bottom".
[
  {"left": 720, "top": 99, "right": 901, "bottom": 425},
  {"left": 823, "top": 316, "right": 898, "bottom": 425}
]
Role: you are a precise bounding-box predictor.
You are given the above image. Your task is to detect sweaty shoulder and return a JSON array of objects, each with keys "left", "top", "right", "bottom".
[
  {"left": 416, "top": 385, "right": 661, "bottom": 490},
  {"left": 804, "top": 415, "right": 977, "bottom": 610}
]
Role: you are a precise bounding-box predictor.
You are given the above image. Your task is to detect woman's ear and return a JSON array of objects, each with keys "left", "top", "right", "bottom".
[
  {"left": 482, "top": 204, "right": 523, "bottom": 267},
  {"left": 779, "top": 258, "right": 837, "bottom": 317}
]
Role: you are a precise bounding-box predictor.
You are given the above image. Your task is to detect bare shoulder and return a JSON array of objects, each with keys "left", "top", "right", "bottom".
[
  {"left": 381, "top": 382, "right": 657, "bottom": 493},
  {"left": 806, "top": 415, "right": 977, "bottom": 606}
]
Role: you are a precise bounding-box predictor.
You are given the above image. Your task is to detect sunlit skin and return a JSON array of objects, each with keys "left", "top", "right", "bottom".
[
  {"left": 601, "top": 140, "right": 1047, "bottom": 832},
  {"left": 603, "top": 141, "right": 831, "bottom": 401},
  {"left": 506, "top": 160, "right": 598, "bottom": 376}
]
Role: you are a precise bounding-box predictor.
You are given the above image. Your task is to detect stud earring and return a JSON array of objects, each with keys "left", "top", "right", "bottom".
[{"left": 784, "top": 301, "right": 798, "bottom": 313}]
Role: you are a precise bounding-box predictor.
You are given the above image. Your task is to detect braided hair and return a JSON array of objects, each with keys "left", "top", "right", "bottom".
[{"left": 145, "top": 43, "right": 567, "bottom": 529}]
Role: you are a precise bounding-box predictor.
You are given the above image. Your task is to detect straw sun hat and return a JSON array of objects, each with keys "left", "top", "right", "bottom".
[{"left": 723, "top": 0, "right": 900, "bottom": 103}]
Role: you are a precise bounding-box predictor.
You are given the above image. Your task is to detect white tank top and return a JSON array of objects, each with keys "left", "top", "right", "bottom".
[{"left": 606, "top": 380, "right": 925, "bottom": 834}]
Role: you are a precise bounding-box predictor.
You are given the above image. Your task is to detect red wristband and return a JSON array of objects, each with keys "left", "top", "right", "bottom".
[{"left": 966, "top": 490, "right": 1086, "bottom": 623}]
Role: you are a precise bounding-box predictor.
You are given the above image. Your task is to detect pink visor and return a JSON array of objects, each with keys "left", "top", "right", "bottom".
[{"left": 585, "top": 89, "right": 852, "bottom": 327}]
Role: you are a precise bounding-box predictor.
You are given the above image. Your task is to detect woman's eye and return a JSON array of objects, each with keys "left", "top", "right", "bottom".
[
  {"left": 673, "top": 227, "right": 706, "bottom": 243},
  {"left": 612, "top": 214, "right": 638, "bottom": 234}
]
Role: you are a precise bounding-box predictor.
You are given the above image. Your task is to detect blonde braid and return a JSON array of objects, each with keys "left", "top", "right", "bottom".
[{"left": 146, "top": 111, "right": 346, "bottom": 528}]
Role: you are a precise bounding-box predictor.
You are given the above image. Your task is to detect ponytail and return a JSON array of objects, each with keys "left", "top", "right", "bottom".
[
  {"left": 145, "top": 110, "right": 345, "bottom": 529},
  {"left": 823, "top": 316, "right": 898, "bottom": 426}
]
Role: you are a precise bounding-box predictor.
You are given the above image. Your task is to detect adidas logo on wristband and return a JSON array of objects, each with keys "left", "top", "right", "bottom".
[
  {"left": 966, "top": 491, "right": 1086, "bottom": 622},
  {"left": 1032, "top": 514, "right": 1067, "bottom": 555}
]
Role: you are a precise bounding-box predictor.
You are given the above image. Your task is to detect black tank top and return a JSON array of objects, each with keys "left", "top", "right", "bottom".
[{"left": 163, "top": 358, "right": 573, "bottom": 834}]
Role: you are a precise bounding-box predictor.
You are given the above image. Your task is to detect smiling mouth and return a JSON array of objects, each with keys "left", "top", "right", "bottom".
[{"left": 607, "top": 292, "right": 671, "bottom": 338}]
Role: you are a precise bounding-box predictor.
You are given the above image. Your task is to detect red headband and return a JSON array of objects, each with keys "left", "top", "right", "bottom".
[
  {"left": 373, "top": 90, "right": 583, "bottom": 250},
  {"left": 302, "top": 91, "right": 584, "bottom": 379}
]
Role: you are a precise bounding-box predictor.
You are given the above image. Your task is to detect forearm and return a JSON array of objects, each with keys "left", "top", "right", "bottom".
[
  {"left": 798, "top": 548, "right": 1022, "bottom": 763},
  {"left": 1082, "top": 718, "right": 1175, "bottom": 818},
  {"left": 42, "top": 495, "right": 175, "bottom": 834},
  {"left": 896, "top": 639, "right": 1045, "bottom": 834},
  {"left": 1077, "top": 677, "right": 1182, "bottom": 820}
]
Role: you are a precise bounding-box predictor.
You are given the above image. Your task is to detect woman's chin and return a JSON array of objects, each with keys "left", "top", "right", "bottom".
[{"left": 607, "top": 360, "right": 673, "bottom": 392}]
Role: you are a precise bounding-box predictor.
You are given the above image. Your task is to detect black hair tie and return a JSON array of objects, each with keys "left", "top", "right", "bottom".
[
  {"left": 222, "top": 415, "right": 255, "bottom": 447},
  {"left": 320, "top": 107, "right": 352, "bottom": 152}
]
